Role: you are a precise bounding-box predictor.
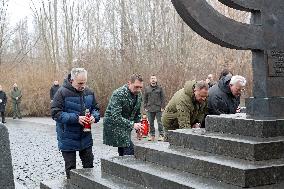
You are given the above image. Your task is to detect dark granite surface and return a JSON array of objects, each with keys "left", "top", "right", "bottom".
[
  {"left": 205, "top": 114, "right": 284, "bottom": 137},
  {"left": 167, "top": 129, "right": 284, "bottom": 161},
  {"left": 134, "top": 142, "right": 284, "bottom": 187},
  {"left": 171, "top": 0, "right": 284, "bottom": 118},
  {"left": 0, "top": 123, "right": 15, "bottom": 189}
]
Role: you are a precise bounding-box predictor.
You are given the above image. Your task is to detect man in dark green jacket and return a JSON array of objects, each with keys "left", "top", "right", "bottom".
[
  {"left": 103, "top": 74, "right": 143, "bottom": 156},
  {"left": 162, "top": 80, "right": 208, "bottom": 131},
  {"left": 11, "top": 83, "right": 22, "bottom": 119}
]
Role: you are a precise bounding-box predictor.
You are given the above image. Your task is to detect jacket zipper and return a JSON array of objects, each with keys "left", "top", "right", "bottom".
[{"left": 80, "top": 92, "right": 84, "bottom": 149}]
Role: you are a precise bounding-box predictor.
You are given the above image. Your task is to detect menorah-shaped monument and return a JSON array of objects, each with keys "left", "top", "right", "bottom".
[
  {"left": 171, "top": 0, "right": 284, "bottom": 118},
  {"left": 42, "top": 1, "right": 284, "bottom": 188}
]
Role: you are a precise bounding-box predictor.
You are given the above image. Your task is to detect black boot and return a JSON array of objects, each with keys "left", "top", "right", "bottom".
[{"left": 1, "top": 113, "right": 5, "bottom": 123}]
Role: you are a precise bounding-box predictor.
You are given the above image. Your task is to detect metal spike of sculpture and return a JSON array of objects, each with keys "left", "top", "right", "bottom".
[{"left": 172, "top": 0, "right": 284, "bottom": 118}]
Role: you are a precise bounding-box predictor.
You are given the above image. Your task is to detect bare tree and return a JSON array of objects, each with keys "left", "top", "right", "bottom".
[{"left": 0, "top": 0, "right": 9, "bottom": 66}]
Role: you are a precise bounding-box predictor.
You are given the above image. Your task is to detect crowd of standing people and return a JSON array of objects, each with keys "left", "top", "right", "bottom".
[
  {"left": 0, "top": 67, "right": 247, "bottom": 179},
  {"left": 0, "top": 83, "right": 23, "bottom": 123},
  {"left": 49, "top": 67, "right": 246, "bottom": 178}
]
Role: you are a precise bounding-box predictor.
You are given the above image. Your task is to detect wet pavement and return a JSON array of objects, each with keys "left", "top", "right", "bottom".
[{"left": 5, "top": 117, "right": 117, "bottom": 189}]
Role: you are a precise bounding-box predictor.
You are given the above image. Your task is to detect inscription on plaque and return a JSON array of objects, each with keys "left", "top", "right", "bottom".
[{"left": 267, "top": 50, "right": 284, "bottom": 77}]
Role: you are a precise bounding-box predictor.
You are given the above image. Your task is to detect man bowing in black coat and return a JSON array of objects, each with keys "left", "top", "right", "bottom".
[
  {"left": 208, "top": 75, "right": 246, "bottom": 115},
  {"left": 0, "top": 85, "right": 7, "bottom": 123}
]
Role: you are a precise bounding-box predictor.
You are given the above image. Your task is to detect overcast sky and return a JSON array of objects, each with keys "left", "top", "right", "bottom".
[{"left": 7, "top": 0, "right": 34, "bottom": 27}]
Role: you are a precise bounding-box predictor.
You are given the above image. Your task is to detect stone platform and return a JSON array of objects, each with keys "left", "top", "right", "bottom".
[{"left": 41, "top": 113, "right": 284, "bottom": 188}]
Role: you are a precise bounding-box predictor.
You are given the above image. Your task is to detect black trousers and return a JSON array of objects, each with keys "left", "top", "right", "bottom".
[
  {"left": 1, "top": 112, "right": 5, "bottom": 123},
  {"left": 118, "top": 141, "right": 134, "bottom": 156},
  {"left": 61, "top": 146, "right": 94, "bottom": 179}
]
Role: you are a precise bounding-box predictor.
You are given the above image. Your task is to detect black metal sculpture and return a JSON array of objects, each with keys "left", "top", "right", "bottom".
[{"left": 172, "top": 0, "right": 284, "bottom": 118}]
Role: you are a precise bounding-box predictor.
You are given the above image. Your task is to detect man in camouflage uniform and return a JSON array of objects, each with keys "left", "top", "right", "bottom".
[
  {"left": 11, "top": 83, "right": 22, "bottom": 119},
  {"left": 103, "top": 74, "right": 144, "bottom": 156},
  {"left": 162, "top": 80, "right": 208, "bottom": 131}
]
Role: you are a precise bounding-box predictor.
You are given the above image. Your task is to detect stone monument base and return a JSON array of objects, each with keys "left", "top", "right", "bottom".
[
  {"left": 246, "top": 97, "right": 284, "bottom": 119},
  {"left": 0, "top": 123, "right": 15, "bottom": 189},
  {"left": 41, "top": 114, "right": 284, "bottom": 188}
]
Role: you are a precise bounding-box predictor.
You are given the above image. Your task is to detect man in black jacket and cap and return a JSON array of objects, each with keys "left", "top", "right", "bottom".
[
  {"left": 208, "top": 75, "right": 246, "bottom": 115},
  {"left": 0, "top": 85, "right": 7, "bottom": 123},
  {"left": 50, "top": 80, "right": 60, "bottom": 103}
]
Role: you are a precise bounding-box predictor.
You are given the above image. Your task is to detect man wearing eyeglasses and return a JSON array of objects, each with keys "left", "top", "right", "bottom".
[
  {"left": 51, "top": 68, "right": 100, "bottom": 179},
  {"left": 208, "top": 75, "right": 246, "bottom": 115}
]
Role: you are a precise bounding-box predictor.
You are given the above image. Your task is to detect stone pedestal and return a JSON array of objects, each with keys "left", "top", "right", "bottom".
[
  {"left": 41, "top": 114, "right": 284, "bottom": 188},
  {"left": 247, "top": 50, "right": 284, "bottom": 119},
  {"left": 0, "top": 123, "right": 15, "bottom": 189},
  {"left": 246, "top": 97, "right": 284, "bottom": 119}
]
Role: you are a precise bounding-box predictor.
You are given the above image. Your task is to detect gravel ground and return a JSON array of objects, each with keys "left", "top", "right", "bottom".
[
  {"left": 6, "top": 117, "right": 160, "bottom": 189},
  {"left": 6, "top": 117, "right": 117, "bottom": 189}
]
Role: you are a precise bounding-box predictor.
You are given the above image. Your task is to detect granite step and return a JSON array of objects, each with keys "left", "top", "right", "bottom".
[
  {"left": 101, "top": 156, "right": 242, "bottom": 189},
  {"left": 134, "top": 142, "right": 284, "bottom": 188},
  {"left": 40, "top": 179, "right": 79, "bottom": 189},
  {"left": 167, "top": 128, "right": 284, "bottom": 161},
  {"left": 69, "top": 168, "right": 147, "bottom": 189},
  {"left": 205, "top": 114, "right": 284, "bottom": 137}
]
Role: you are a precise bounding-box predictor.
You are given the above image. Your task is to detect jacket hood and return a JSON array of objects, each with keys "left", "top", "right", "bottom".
[
  {"left": 218, "top": 75, "right": 232, "bottom": 94},
  {"left": 184, "top": 80, "right": 196, "bottom": 96},
  {"left": 63, "top": 74, "right": 78, "bottom": 93}
]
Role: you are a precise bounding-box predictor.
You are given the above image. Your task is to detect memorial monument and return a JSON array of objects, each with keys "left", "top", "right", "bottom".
[
  {"left": 171, "top": 0, "right": 284, "bottom": 119},
  {"left": 0, "top": 123, "right": 15, "bottom": 189},
  {"left": 42, "top": 1, "right": 284, "bottom": 188}
]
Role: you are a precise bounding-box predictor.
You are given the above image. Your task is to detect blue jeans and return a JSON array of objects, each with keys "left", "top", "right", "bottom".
[{"left": 148, "top": 111, "right": 164, "bottom": 137}]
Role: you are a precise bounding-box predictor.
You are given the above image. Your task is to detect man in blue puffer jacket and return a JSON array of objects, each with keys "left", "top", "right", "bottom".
[{"left": 51, "top": 68, "right": 100, "bottom": 179}]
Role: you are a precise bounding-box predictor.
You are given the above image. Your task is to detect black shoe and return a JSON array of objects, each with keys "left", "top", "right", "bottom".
[
  {"left": 18, "top": 117, "right": 22, "bottom": 119},
  {"left": 13, "top": 117, "right": 16, "bottom": 119},
  {"left": 2, "top": 121, "right": 6, "bottom": 124}
]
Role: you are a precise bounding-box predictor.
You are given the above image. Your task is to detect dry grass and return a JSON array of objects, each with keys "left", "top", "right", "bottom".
[
  {"left": 0, "top": 47, "right": 252, "bottom": 117},
  {"left": 0, "top": 0, "right": 254, "bottom": 116}
]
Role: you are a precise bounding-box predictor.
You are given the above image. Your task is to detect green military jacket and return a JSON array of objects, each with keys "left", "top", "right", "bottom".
[
  {"left": 11, "top": 87, "right": 22, "bottom": 103},
  {"left": 103, "top": 85, "right": 142, "bottom": 147},
  {"left": 162, "top": 80, "right": 207, "bottom": 130}
]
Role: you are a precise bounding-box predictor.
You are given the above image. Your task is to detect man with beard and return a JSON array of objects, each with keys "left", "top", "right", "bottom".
[{"left": 143, "top": 75, "right": 165, "bottom": 141}]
